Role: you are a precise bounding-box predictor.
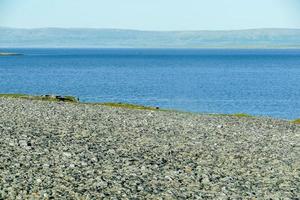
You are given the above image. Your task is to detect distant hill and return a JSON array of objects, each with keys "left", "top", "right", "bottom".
[{"left": 1, "top": 27, "right": 300, "bottom": 48}]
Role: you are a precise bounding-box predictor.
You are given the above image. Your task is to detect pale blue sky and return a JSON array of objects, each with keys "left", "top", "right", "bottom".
[{"left": 1, "top": 0, "right": 300, "bottom": 30}]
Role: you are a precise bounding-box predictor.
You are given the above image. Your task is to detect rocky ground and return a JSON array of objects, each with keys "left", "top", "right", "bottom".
[{"left": 0, "top": 98, "right": 299, "bottom": 199}]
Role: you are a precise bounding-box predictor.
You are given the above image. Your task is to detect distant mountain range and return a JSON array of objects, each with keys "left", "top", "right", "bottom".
[{"left": 1, "top": 27, "right": 300, "bottom": 48}]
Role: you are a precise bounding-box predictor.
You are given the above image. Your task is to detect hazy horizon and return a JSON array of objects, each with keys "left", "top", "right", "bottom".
[{"left": 1, "top": 26, "right": 300, "bottom": 32}]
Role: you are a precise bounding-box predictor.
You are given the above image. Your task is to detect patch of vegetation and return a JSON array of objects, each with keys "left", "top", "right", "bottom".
[
  {"left": 0, "top": 94, "right": 78, "bottom": 103},
  {"left": 0, "top": 94, "right": 28, "bottom": 98},
  {"left": 231, "top": 113, "right": 254, "bottom": 118},
  {"left": 211, "top": 113, "right": 254, "bottom": 118},
  {"left": 0, "top": 94, "right": 160, "bottom": 110},
  {"left": 62, "top": 96, "right": 79, "bottom": 102},
  {"left": 292, "top": 119, "right": 300, "bottom": 124},
  {"left": 88, "top": 102, "right": 160, "bottom": 111}
]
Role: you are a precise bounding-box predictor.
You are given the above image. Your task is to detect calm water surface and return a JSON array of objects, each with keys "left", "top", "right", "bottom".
[{"left": 0, "top": 48, "right": 299, "bottom": 119}]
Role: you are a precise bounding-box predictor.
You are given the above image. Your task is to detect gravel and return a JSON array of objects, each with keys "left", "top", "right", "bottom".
[{"left": 0, "top": 98, "right": 299, "bottom": 199}]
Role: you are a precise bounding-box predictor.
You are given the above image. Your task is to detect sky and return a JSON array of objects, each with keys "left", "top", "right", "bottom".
[{"left": 0, "top": 0, "right": 300, "bottom": 31}]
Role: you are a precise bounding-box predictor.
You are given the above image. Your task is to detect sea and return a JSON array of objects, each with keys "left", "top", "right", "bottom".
[{"left": 0, "top": 48, "right": 299, "bottom": 119}]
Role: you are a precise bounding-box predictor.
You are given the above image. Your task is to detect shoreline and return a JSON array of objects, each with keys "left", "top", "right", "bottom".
[
  {"left": 0, "top": 93, "right": 299, "bottom": 123},
  {"left": 0, "top": 52, "right": 23, "bottom": 56}
]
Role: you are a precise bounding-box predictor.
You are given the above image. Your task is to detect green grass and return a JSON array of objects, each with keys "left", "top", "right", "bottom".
[
  {"left": 0, "top": 94, "right": 158, "bottom": 110},
  {"left": 87, "top": 102, "right": 160, "bottom": 111},
  {"left": 0, "top": 94, "right": 28, "bottom": 98},
  {"left": 0, "top": 94, "right": 157, "bottom": 110},
  {"left": 0, "top": 94, "right": 78, "bottom": 103},
  {"left": 292, "top": 119, "right": 300, "bottom": 124},
  {"left": 211, "top": 113, "right": 254, "bottom": 118},
  {"left": 230, "top": 113, "right": 254, "bottom": 118},
  {"left": 63, "top": 96, "right": 79, "bottom": 102}
]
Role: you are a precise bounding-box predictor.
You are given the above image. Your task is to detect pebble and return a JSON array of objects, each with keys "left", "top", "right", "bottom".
[{"left": 217, "top": 125, "right": 223, "bottom": 129}]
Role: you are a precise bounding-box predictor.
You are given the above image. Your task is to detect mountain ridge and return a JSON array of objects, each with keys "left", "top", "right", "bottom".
[{"left": 1, "top": 27, "right": 300, "bottom": 48}]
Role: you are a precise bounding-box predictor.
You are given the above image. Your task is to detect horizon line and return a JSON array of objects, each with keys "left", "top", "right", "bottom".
[{"left": 1, "top": 26, "right": 300, "bottom": 32}]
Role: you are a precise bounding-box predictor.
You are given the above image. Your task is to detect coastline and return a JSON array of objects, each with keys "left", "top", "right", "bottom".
[
  {"left": 0, "top": 93, "right": 298, "bottom": 122},
  {"left": 0, "top": 52, "right": 23, "bottom": 56},
  {"left": 0, "top": 95, "right": 299, "bottom": 199}
]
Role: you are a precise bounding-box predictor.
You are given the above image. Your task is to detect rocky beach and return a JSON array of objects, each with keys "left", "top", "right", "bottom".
[{"left": 0, "top": 97, "right": 299, "bottom": 199}]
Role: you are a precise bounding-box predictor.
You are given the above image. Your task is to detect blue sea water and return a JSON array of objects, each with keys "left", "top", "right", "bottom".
[{"left": 0, "top": 48, "right": 299, "bottom": 119}]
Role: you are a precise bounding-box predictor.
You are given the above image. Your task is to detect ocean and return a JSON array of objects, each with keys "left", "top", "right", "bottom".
[{"left": 0, "top": 48, "right": 299, "bottom": 119}]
